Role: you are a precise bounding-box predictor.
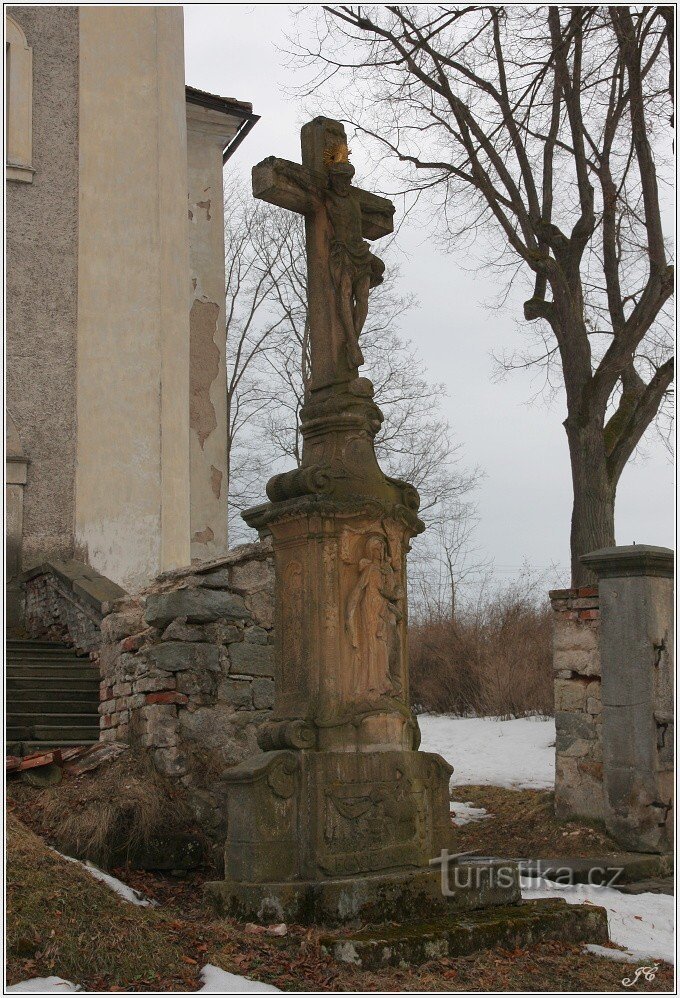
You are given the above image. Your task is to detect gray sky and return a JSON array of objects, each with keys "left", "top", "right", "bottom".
[{"left": 184, "top": 3, "right": 674, "bottom": 585}]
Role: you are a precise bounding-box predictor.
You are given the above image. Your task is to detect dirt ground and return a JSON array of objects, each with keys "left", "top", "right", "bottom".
[
  {"left": 449, "top": 784, "right": 620, "bottom": 858},
  {"left": 7, "top": 778, "right": 674, "bottom": 994}
]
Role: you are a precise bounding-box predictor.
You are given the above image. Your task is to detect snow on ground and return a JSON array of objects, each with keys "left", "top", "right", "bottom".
[
  {"left": 7, "top": 979, "right": 80, "bottom": 993},
  {"left": 8, "top": 967, "right": 281, "bottom": 994},
  {"left": 418, "top": 714, "right": 555, "bottom": 789},
  {"left": 54, "top": 851, "right": 155, "bottom": 907},
  {"left": 521, "top": 877, "right": 675, "bottom": 964},
  {"left": 199, "top": 965, "right": 281, "bottom": 992},
  {"left": 584, "top": 944, "right": 640, "bottom": 964},
  {"left": 449, "top": 801, "right": 489, "bottom": 826}
]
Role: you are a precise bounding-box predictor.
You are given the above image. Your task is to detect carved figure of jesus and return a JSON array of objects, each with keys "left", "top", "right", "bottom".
[
  {"left": 346, "top": 534, "right": 402, "bottom": 696},
  {"left": 325, "top": 161, "right": 385, "bottom": 369},
  {"left": 252, "top": 119, "right": 394, "bottom": 390}
]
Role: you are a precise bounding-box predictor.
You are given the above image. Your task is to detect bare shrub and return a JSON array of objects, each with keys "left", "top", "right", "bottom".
[{"left": 410, "top": 585, "right": 554, "bottom": 719}]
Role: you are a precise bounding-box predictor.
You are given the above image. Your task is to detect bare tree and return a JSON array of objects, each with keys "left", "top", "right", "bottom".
[
  {"left": 409, "top": 509, "right": 493, "bottom": 623},
  {"left": 293, "top": 5, "right": 674, "bottom": 584},
  {"left": 223, "top": 180, "right": 301, "bottom": 527}
]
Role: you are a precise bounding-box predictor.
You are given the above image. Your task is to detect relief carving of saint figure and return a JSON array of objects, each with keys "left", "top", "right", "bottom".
[{"left": 346, "top": 532, "right": 403, "bottom": 696}]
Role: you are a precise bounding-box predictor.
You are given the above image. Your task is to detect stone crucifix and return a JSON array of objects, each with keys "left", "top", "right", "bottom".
[{"left": 252, "top": 117, "right": 395, "bottom": 391}]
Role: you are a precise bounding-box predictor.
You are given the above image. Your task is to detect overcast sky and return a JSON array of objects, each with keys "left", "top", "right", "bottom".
[{"left": 184, "top": 4, "right": 674, "bottom": 586}]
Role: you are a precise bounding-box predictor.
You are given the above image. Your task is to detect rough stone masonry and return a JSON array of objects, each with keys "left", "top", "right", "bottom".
[{"left": 98, "top": 540, "right": 275, "bottom": 839}]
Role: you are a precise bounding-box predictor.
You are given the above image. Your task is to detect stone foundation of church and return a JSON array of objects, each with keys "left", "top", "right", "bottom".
[{"left": 98, "top": 539, "right": 275, "bottom": 839}]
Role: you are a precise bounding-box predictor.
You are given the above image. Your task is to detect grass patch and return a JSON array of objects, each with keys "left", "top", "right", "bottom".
[
  {"left": 9, "top": 750, "right": 201, "bottom": 868},
  {"left": 450, "top": 785, "right": 619, "bottom": 858},
  {"left": 6, "top": 813, "right": 196, "bottom": 991},
  {"left": 6, "top": 803, "right": 672, "bottom": 993}
]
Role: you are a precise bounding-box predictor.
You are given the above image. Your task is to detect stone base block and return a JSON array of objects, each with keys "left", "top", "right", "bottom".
[
  {"left": 220, "top": 748, "right": 454, "bottom": 886},
  {"left": 205, "top": 861, "right": 520, "bottom": 927},
  {"left": 320, "top": 898, "right": 609, "bottom": 969}
]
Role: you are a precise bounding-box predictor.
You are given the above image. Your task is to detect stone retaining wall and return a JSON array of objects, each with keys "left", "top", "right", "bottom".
[
  {"left": 22, "top": 560, "right": 126, "bottom": 655},
  {"left": 98, "top": 539, "right": 275, "bottom": 839},
  {"left": 549, "top": 586, "right": 604, "bottom": 822}
]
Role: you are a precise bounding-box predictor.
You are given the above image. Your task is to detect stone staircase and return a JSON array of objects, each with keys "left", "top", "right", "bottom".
[{"left": 6, "top": 639, "right": 100, "bottom": 754}]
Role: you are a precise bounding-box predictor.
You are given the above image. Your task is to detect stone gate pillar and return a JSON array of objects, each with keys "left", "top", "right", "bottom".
[{"left": 581, "top": 545, "right": 674, "bottom": 853}]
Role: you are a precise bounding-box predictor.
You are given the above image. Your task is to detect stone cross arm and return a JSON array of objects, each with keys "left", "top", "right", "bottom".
[{"left": 252, "top": 156, "right": 395, "bottom": 240}]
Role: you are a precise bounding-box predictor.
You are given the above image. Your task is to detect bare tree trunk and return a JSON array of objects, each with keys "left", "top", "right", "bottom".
[{"left": 566, "top": 421, "right": 616, "bottom": 586}]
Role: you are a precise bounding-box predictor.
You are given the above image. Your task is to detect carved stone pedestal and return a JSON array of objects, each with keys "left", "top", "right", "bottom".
[
  {"left": 251, "top": 498, "right": 422, "bottom": 752},
  {"left": 206, "top": 746, "right": 489, "bottom": 925}
]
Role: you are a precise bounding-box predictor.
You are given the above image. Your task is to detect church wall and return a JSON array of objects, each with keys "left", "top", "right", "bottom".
[
  {"left": 187, "top": 105, "right": 238, "bottom": 561},
  {"left": 5, "top": 6, "right": 80, "bottom": 571},
  {"left": 75, "top": 6, "right": 191, "bottom": 592}
]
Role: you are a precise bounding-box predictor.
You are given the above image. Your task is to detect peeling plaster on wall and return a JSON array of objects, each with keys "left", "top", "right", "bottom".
[
  {"left": 210, "top": 465, "right": 223, "bottom": 500},
  {"left": 192, "top": 525, "right": 215, "bottom": 545},
  {"left": 189, "top": 299, "right": 220, "bottom": 448},
  {"left": 196, "top": 199, "right": 211, "bottom": 220}
]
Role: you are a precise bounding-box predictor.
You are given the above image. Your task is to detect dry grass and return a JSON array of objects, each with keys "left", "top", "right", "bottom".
[
  {"left": 410, "top": 590, "right": 554, "bottom": 717},
  {"left": 10, "top": 750, "right": 200, "bottom": 868},
  {"left": 450, "top": 785, "right": 619, "bottom": 859},
  {"left": 6, "top": 812, "right": 196, "bottom": 990}
]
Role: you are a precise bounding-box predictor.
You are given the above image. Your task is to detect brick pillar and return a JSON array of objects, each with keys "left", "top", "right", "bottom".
[
  {"left": 549, "top": 586, "right": 604, "bottom": 821},
  {"left": 581, "top": 545, "right": 674, "bottom": 853}
]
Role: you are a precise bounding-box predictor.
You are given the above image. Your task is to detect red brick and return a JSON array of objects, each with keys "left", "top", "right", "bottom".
[
  {"left": 145, "top": 691, "right": 189, "bottom": 706},
  {"left": 576, "top": 586, "right": 598, "bottom": 597},
  {"left": 120, "top": 630, "right": 152, "bottom": 653},
  {"left": 579, "top": 609, "right": 599, "bottom": 620}
]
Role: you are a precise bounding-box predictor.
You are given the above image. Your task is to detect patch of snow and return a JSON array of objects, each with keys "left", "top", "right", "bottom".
[
  {"left": 521, "top": 876, "right": 675, "bottom": 964},
  {"left": 584, "top": 943, "right": 638, "bottom": 963},
  {"left": 419, "top": 714, "right": 555, "bottom": 790},
  {"left": 54, "top": 851, "right": 155, "bottom": 907},
  {"left": 450, "top": 801, "right": 489, "bottom": 825},
  {"left": 199, "top": 964, "right": 281, "bottom": 992},
  {"left": 7, "top": 978, "right": 79, "bottom": 993}
]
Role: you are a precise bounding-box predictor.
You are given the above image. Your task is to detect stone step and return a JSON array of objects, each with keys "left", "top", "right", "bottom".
[
  {"left": 616, "top": 877, "right": 674, "bottom": 896},
  {"left": 6, "top": 660, "right": 99, "bottom": 679},
  {"left": 8, "top": 687, "right": 99, "bottom": 702},
  {"left": 32, "top": 724, "right": 101, "bottom": 742},
  {"left": 8, "top": 712, "right": 100, "bottom": 728},
  {"left": 514, "top": 853, "right": 674, "bottom": 885},
  {"left": 7, "top": 656, "right": 90, "bottom": 668},
  {"left": 19, "top": 739, "right": 100, "bottom": 752},
  {"left": 7, "top": 725, "right": 33, "bottom": 740},
  {"left": 6, "top": 640, "right": 86, "bottom": 653},
  {"left": 7, "top": 677, "right": 99, "bottom": 691},
  {"left": 7, "top": 646, "right": 88, "bottom": 658},
  {"left": 321, "top": 898, "right": 609, "bottom": 969},
  {"left": 7, "top": 699, "right": 99, "bottom": 714}
]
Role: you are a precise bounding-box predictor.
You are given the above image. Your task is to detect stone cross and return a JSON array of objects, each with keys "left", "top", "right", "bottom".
[{"left": 252, "top": 117, "right": 395, "bottom": 391}]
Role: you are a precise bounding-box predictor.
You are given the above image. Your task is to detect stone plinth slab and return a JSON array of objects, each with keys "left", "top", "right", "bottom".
[
  {"left": 206, "top": 861, "right": 521, "bottom": 928},
  {"left": 320, "top": 899, "right": 609, "bottom": 969}
]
